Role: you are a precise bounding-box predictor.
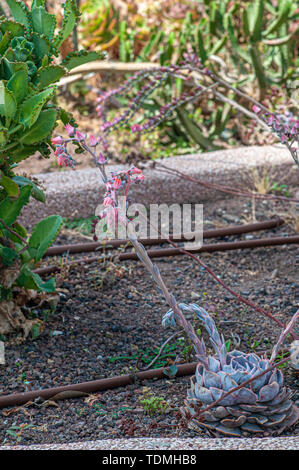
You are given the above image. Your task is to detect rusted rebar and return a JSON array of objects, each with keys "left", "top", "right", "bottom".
[
  {"left": 34, "top": 234, "right": 299, "bottom": 276},
  {"left": 44, "top": 218, "right": 284, "bottom": 257},
  {"left": 0, "top": 362, "right": 198, "bottom": 409}
]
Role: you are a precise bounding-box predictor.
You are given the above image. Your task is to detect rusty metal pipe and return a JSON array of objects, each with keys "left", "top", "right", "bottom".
[
  {"left": 44, "top": 218, "right": 284, "bottom": 257},
  {"left": 34, "top": 234, "right": 299, "bottom": 276},
  {"left": 0, "top": 362, "right": 198, "bottom": 409}
]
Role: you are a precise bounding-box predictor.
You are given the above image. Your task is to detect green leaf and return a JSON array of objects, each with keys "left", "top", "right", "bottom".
[
  {"left": 0, "top": 185, "right": 32, "bottom": 226},
  {"left": 196, "top": 25, "right": 208, "bottom": 63},
  {"left": 0, "top": 173, "right": 20, "bottom": 197},
  {"left": 31, "top": 6, "right": 56, "bottom": 40},
  {"left": 137, "top": 31, "right": 164, "bottom": 61},
  {"left": 0, "top": 81, "right": 17, "bottom": 118},
  {"left": 0, "top": 31, "right": 12, "bottom": 55},
  {"left": 19, "top": 87, "right": 55, "bottom": 128},
  {"left": 35, "top": 65, "right": 66, "bottom": 89},
  {"left": 6, "top": 69, "right": 28, "bottom": 104},
  {"left": 31, "top": 322, "right": 42, "bottom": 340},
  {"left": 12, "top": 175, "right": 46, "bottom": 203},
  {"left": 0, "top": 245, "right": 18, "bottom": 266},
  {"left": 5, "top": 0, "right": 31, "bottom": 30},
  {"left": 210, "top": 35, "right": 227, "bottom": 55},
  {"left": 0, "top": 19, "right": 25, "bottom": 38},
  {"left": 29, "top": 215, "right": 63, "bottom": 261},
  {"left": 12, "top": 221, "right": 27, "bottom": 238},
  {"left": 53, "top": 0, "right": 80, "bottom": 48},
  {"left": 32, "top": 0, "right": 47, "bottom": 8},
  {"left": 11, "top": 144, "right": 42, "bottom": 163},
  {"left": 263, "top": 0, "right": 292, "bottom": 37},
  {"left": 17, "top": 264, "right": 55, "bottom": 292},
  {"left": 20, "top": 108, "right": 57, "bottom": 145},
  {"left": 251, "top": 0, "right": 264, "bottom": 42},
  {"left": 249, "top": 44, "right": 267, "bottom": 92},
  {"left": 30, "top": 32, "right": 51, "bottom": 61},
  {"left": 242, "top": 9, "right": 250, "bottom": 37},
  {"left": 61, "top": 50, "right": 103, "bottom": 71},
  {"left": 0, "top": 58, "right": 29, "bottom": 80},
  {"left": 177, "top": 108, "right": 218, "bottom": 150},
  {"left": 226, "top": 14, "right": 250, "bottom": 62}
]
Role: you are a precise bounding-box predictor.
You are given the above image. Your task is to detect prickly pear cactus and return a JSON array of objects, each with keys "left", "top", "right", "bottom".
[{"left": 163, "top": 304, "right": 299, "bottom": 437}]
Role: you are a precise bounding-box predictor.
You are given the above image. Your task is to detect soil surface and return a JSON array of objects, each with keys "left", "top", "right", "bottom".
[{"left": 0, "top": 196, "right": 298, "bottom": 446}]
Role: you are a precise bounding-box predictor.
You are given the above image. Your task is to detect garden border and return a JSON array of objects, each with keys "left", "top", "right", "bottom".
[{"left": 21, "top": 144, "right": 297, "bottom": 228}]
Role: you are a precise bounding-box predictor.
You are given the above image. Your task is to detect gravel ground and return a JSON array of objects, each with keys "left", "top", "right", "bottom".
[
  {"left": 0, "top": 436, "right": 298, "bottom": 450},
  {"left": 0, "top": 196, "right": 298, "bottom": 447}
]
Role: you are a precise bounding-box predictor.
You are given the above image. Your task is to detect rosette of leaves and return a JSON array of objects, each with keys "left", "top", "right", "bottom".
[
  {"left": 163, "top": 304, "right": 299, "bottom": 437},
  {"left": 0, "top": 0, "right": 103, "bottom": 336}
]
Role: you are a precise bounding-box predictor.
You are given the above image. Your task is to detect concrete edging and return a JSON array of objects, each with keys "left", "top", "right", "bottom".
[{"left": 21, "top": 145, "right": 297, "bottom": 227}]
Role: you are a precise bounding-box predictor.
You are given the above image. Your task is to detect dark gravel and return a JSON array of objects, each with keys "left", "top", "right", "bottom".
[{"left": 0, "top": 196, "right": 298, "bottom": 446}]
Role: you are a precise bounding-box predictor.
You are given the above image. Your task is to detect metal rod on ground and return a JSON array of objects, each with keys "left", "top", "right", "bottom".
[
  {"left": 34, "top": 235, "right": 299, "bottom": 276},
  {"left": 44, "top": 218, "right": 284, "bottom": 257},
  {"left": 0, "top": 362, "right": 198, "bottom": 409}
]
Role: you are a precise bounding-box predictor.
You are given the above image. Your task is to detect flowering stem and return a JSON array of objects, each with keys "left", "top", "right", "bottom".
[
  {"left": 136, "top": 211, "right": 298, "bottom": 341},
  {"left": 127, "top": 226, "right": 208, "bottom": 365}
]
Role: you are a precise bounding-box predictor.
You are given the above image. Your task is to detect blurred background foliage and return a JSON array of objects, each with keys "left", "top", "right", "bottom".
[{"left": 35, "top": 0, "right": 299, "bottom": 159}]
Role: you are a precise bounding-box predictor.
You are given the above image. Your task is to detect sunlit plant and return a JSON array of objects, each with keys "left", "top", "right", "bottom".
[
  {"left": 51, "top": 53, "right": 298, "bottom": 436},
  {"left": 0, "top": 0, "right": 103, "bottom": 337}
]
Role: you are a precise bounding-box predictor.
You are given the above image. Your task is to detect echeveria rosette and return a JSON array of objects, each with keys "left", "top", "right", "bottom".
[{"left": 163, "top": 303, "right": 299, "bottom": 437}]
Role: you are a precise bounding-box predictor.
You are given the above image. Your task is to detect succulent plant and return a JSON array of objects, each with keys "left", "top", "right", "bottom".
[
  {"left": 0, "top": 0, "right": 103, "bottom": 164},
  {"left": 0, "top": 0, "right": 103, "bottom": 334},
  {"left": 163, "top": 303, "right": 299, "bottom": 437}
]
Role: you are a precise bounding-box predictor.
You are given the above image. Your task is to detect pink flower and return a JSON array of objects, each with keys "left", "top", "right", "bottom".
[
  {"left": 252, "top": 105, "right": 261, "bottom": 114},
  {"left": 54, "top": 145, "right": 64, "bottom": 155},
  {"left": 89, "top": 134, "right": 98, "bottom": 147},
  {"left": 101, "top": 121, "right": 113, "bottom": 132},
  {"left": 131, "top": 124, "right": 142, "bottom": 133},
  {"left": 51, "top": 135, "right": 64, "bottom": 145},
  {"left": 130, "top": 167, "right": 142, "bottom": 175},
  {"left": 57, "top": 154, "right": 67, "bottom": 166},
  {"left": 98, "top": 152, "right": 106, "bottom": 164},
  {"left": 57, "top": 153, "right": 76, "bottom": 168},
  {"left": 113, "top": 177, "right": 122, "bottom": 189},
  {"left": 75, "top": 130, "right": 86, "bottom": 141},
  {"left": 65, "top": 124, "right": 75, "bottom": 136}
]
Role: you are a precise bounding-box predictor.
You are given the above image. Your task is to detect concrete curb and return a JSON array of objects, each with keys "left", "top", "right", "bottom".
[
  {"left": 0, "top": 436, "right": 298, "bottom": 450},
  {"left": 20, "top": 145, "right": 297, "bottom": 227}
]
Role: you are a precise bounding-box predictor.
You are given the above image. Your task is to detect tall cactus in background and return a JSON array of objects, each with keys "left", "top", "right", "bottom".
[
  {"left": 0, "top": 0, "right": 103, "bottom": 336},
  {"left": 226, "top": 0, "right": 297, "bottom": 99}
]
